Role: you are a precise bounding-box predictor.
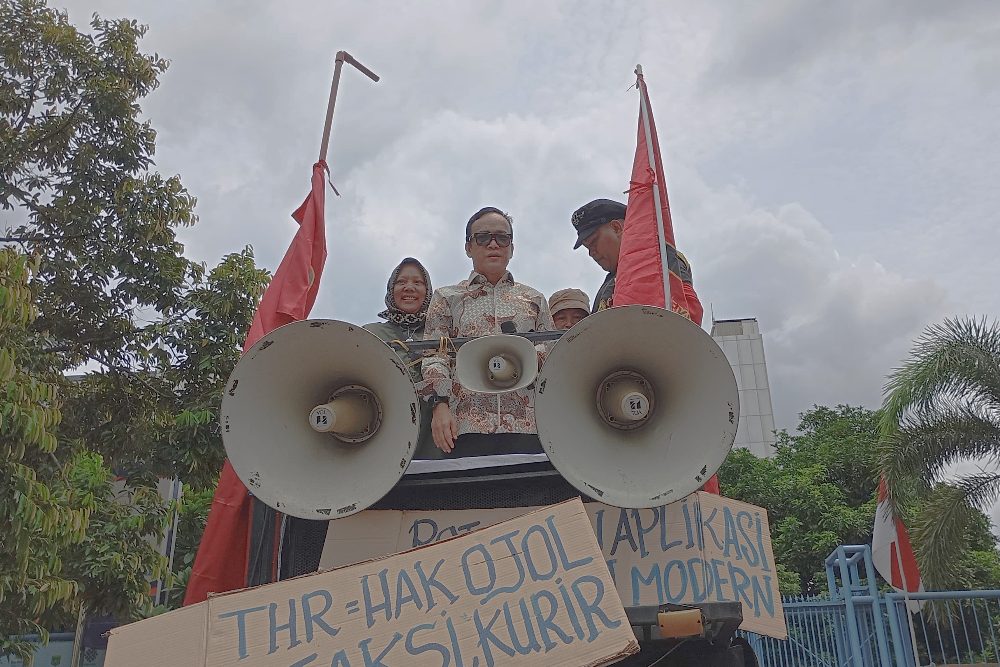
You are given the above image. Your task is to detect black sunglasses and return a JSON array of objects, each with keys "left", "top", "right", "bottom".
[{"left": 468, "top": 232, "right": 513, "bottom": 247}]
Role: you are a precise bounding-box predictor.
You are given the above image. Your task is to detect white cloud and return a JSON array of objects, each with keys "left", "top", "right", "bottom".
[{"left": 666, "top": 168, "right": 949, "bottom": 427}]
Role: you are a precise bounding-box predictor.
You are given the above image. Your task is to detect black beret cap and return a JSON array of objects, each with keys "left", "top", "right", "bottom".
[{"left": 570, "top": 199, "right": 627, "bottom": 249}]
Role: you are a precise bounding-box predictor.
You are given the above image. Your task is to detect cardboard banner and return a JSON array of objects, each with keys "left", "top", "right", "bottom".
[
  {"left": 323, "top": 493, "right": 787, "bottom": 639},
  {"left": 105, "top": 499, "right": 639, "bottom": 667}
]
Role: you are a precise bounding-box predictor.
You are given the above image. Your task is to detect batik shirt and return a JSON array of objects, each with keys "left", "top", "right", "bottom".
[{"left": 419, "top": 271, "right": 554, "bottom": 436}]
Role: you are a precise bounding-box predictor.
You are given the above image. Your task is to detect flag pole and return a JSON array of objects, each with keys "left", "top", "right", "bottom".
[
  {"left": 635, "top": 64, "right": 672, "bottom": 310},
  {"left": 318, "top": 51, "right": 379, "bottom": 163}
]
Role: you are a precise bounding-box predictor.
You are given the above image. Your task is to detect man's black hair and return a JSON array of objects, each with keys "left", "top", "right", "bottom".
[{"left": 465, "top": 207, "right": 513, "bottom": 241}]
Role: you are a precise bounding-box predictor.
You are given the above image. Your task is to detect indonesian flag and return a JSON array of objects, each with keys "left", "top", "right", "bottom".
[
  {"left": 872, "top": 477, "right": 924, "bottom": 611},
  {"left": 184, "top": 161, "right": 329, "bottom": 605},
  {"left": 614, "top": 67, "right": 719, "bottom": 495}
]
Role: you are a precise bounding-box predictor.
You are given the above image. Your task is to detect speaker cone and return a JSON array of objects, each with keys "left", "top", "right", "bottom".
[
  {"left": 534, "top": 306, "right": 739, "bottom": 508},
  {"left": 221, "top": 320, "right": 419, "bottom": 520}
]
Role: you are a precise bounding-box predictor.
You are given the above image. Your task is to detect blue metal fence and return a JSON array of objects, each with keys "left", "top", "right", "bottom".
[{"left": 741, "top": 545, "right": 1000, "bottom": 667}]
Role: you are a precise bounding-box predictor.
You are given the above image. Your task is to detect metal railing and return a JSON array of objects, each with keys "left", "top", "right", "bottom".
[{"left": 739, "top": 545, "right": 1000, "bottom": 667}]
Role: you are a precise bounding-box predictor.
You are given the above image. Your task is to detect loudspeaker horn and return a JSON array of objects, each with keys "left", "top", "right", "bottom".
[
  {"left": 534, "top": 305, "right": 739, "bottom": 508},
  {"left": 455, "top": 333, "right": 538, "bottom": 394},
  {"left": 220, "top": 319, "right": 420, "bottom": 520}
]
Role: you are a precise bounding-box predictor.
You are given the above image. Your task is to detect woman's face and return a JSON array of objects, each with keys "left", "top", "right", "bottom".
[{"left": 392, "top": 264, "right": 427, "bottom": 314}]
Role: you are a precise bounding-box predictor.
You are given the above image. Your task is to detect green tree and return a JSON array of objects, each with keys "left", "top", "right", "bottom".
[
  {"left": 0, "top": 249, "right": 91, "bottom": 661},
  {"left": 878, "top": 317, "right": 1000, "bottom": 589},
  {"left": 1, "top": 0, "right": 269, "bottom": 639},
  {"left": 159, "top": 484, "right": 213, "bottom": 610},
  {"left": 721, "top": 405, "right": 1000, "bottom": 595},
  {"left": 1, "top": 0, "right": 194, "bottom": 366},
  {"left": 719, "top": 406, "right": 880, "bottom": 594}
]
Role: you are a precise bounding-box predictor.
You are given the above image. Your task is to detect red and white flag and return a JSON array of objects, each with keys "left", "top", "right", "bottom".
[
  {"left": 872, "top": 477, "right": 924, "bottom": 611},
  {"left": 614, "top": 67, "right": 719, "bottom": 494},
  {"left": 184, "top": 161, "right": 329, "bottom": 605}
]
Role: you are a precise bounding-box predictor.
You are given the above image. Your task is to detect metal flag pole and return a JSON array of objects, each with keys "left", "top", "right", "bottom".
[
  {"left": 635, "top": 64, "right": 672, "bottom": 311},
  {"left": 318, "top": 51, "right": 379, "bottom": 163}
]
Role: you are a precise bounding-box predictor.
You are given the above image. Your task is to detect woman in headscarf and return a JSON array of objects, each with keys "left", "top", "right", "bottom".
[{"left": 363, "top": 258, "right": 439, "bottom": 459}]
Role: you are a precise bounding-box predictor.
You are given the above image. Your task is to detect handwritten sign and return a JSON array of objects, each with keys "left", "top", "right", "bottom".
[
  {"left": 322, "top": 493, "right": 787, "bottom": 639},
  {"left": 105, "top": 499, "right": 638, "bottom": 667}
]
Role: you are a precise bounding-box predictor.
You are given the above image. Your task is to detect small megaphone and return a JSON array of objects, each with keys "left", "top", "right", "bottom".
[
  {"left": 220, "top": 320, "right": 420, "bottom": 520},
  {"left": 534, "top": 305, "right": 739, "bottom": 508},
  {"left": 455, "top": 324, "right": 538, "bottom": 394}
]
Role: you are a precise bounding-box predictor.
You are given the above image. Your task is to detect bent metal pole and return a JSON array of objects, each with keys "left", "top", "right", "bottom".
[{"left": 318, "top": 51, "right": 379, "bottom": 163}]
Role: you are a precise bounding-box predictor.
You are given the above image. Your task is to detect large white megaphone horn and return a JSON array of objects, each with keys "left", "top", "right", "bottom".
[
  {"left": 455, "top": 333, "right": 538, "bottom": 394},
  {"left": 220, "top": 320, "right": 420, "bottom": 520},
  {"left": 535, "top": 305, "right": 739, "bottom": 508}
]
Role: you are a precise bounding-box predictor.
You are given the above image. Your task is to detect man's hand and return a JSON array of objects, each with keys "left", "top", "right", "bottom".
[{"left": 431, "top": 402, "right": 458, "bottom": 453}]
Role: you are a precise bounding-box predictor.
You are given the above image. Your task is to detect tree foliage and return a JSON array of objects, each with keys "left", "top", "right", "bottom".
[
  {"left": 720, "top": 405, "right": 1000, "bottom": 595},
  {"left": 1, "top": 0, "right": 194, "bottom": 367},
  {"left": 0, "top": 249, "right": 88, "bottom": 660},
  {"left": 159, "top": 484, "right": 213, "bottom": 610},
  {"left": 878, "top": 317, "right": 1000, "bottom": 588},
  {"left": 1, "top": 0, "right": 268, "bottom": 643},
  {"left": 719, "top": 406, "right": 880, "bottom": 594}
]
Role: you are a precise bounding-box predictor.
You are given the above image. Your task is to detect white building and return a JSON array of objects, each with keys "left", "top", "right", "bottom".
[{"left": 710, "top": 318, "right": 777, "bottom": 457}]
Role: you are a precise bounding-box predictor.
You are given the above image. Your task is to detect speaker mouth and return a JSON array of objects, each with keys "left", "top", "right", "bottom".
[
  {"left": 596, "top": 370, "right": 655, "bottom": 431},
  {"left": 309, "top": 384, "right": 383, "bottom": 444},
  {"left": 487, "top": 354, "right": 521, "bottom": 388}
]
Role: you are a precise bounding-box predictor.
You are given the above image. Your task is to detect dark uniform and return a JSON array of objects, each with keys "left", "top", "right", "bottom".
[
  {"left": 570, "top": 198, "right": 627, "bottom": 313},
  {"left": 593, "top": 272, "right": 615, "bottom": 313}
]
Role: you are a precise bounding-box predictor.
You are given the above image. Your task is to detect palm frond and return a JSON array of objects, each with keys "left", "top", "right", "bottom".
[
  {"left": 955, "top": 469, "right": 1000, "bottom": 510},
  {"left": 880, "top": 317, "right": 1000, "bottom": 437},
  {"left": 914, "top": 472, "right": 1000, "bottom": 588},
  {"left": 879, "top": 405, "right": 1000, "bottom": 483}
]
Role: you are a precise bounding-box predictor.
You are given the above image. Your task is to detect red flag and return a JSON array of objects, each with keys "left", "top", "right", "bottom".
[
  {"left": 613, "top": 68, "right": 690, "bottom": 318},
  {"left": 184, "top": 161, "right": 329, "bottom": 605},
  {"left": 872, "top": 477, "right": 924, "bottom": 610},
  {"left": 614, "top": 69, "right": 719, "bottom": 495}
]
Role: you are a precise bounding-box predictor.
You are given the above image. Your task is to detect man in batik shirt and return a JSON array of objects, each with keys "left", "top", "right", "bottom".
[{"left": 420, "top": 207, "right": 554, "bottom": 458}]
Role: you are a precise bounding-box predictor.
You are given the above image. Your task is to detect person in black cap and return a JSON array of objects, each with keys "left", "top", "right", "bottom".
[{"left": 570, "top": 199, "right": 626, "bottom": 312}]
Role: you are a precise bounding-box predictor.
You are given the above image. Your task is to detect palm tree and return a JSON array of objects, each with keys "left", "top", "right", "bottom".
[{"left": 878, "top": 317, "right": 1000, "bottom": 587}]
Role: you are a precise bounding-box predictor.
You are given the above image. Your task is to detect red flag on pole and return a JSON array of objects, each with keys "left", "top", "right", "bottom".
[
  {"left": 613, "top": 67, "right": 690, "bottom": 318},
  {"left": 872, "top": 477, "right": 924, "bottom": 611},
  {"left": 614, "top": 67, "right": 719, "bottom": 494},
  {"left": 184, "top": 161, "right": 329, "bottom": 605}
]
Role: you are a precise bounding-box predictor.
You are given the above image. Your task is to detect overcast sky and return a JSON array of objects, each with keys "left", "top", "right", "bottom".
[{"left": 62, "top": 1, "right": 1000, "bottom": 529}]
